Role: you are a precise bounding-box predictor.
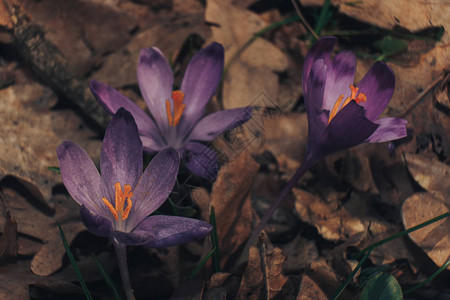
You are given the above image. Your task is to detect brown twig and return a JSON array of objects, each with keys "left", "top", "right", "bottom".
[
  {"left": 400, "top": 71, "right": 449, "bottom": 118},
  {"left": 259, "top": 233, "right": 270, "bottom": 300}
]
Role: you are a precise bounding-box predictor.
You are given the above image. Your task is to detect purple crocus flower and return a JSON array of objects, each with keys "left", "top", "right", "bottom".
[
  {"left": 302, "top": 36, "right": 408, "bottom": 162},
  {"left": 90, "top": 42, "right": 252, "bottom": 180},
  {"left": 57, "top": 108, "right": 212, "bottom": 248},
  {"left": 241, "top": 37, "right": 408, "bottom": 260}
]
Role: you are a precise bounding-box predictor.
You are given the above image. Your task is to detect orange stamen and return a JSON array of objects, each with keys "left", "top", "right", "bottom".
[
  {"left": 165, "top": 90, "right": 186, "bottom": 126},
  {"left": 328, "top": 85, "right": 367, "bottom": 124},
  {"left": 102, "top": 182, "right": 133, "bottom": 221}
]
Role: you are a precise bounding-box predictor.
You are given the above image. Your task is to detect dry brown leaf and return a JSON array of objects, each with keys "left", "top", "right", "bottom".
[
  {"left": 237, "top": 244, "right": 288, "bottom": 299},
  {"left": 300, "top": 0, "right": 450, "bottom": 42},
  {"left": 0, "top": 82, "right": 100, "bottom": 204},
  {"left": 205, "top": 0, "right": 289, "bottom": 109},
  {"left": 93, "top": 0, "right": 211, "bottom": 88},
  {"left": 402, "top": 192, "right": 450, "bottom": 270},
  {"left": 404, "top": 153, "right": 450, "bottom": 198},
  {"left": 0, "top": 186, "right": 86, "bottom": 276},
  {"left": 0, "top": 209, "right": 18, "bottom": 262},
  {"left": 193, "top": 152, "right": 259, "bottom": 268},
  {"left": 308, "top": 258, "right": 341, "bottom": 298},
  {"left": 293, "top": 188, "right": 366, "bottom": 242},
  {"left": 297, "top": 275, "right": 328, "bottom": 300}
]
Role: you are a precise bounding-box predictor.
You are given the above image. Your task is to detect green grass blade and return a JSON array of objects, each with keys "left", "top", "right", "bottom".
[
  {"left": 187, "top": 247, "right": 216, "bottom": 279},
  {"left": 403, "top": 259, "right": 450, "bottom": 295},
  {"left": 48, "top": 166, "right": 61, "bottom": 174},
  {"left": 360, "top": 272, "right": 402, "bottom": 300},
  {"left": 92, "top": 253, "right": 122, "bottom": 300},
  {"left": 58, "top": 224, "right": 93, "bottom": 300},
  {"left": 210, "top": 206, "right": 221, "bottom": 273}
]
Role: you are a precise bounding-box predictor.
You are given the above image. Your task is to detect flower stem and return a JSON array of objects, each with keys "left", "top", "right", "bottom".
[
  {"left": 113, "top": 239, "right": 135, "bottom": 300},
  {"left": 236, "top": 157, "right": 316, "bottom": 266}
]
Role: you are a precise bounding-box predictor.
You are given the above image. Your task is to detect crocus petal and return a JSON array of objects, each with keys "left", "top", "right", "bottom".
[
  {"left": 128, "top": 147, "right": 180, "bottom": 229},
  {"left": 187, "top": 107, "right": 252, "bottom": 141},
  {"left": 89, "top": 80, "right": 164, "bottom": 144},
  {"left": 57, "top": 141, "right": 109, "bottom": 219},
  {"left": 357, "top": 61, "right": 395, "bottom": 121},
  {"left": 137, "top": 47, "right": 173, "bottom": 132},
  {"left": 80, "top": 206, "right": 113, "bottom": 237},
  {"left": 141, "top": 135, "right": 167, "bottom": 154},
  {"left": 100, "top": 108, "right": 143, "bottom": 193},
  {"left": 322, "top": 50, "right": 356, "bottom": 111},
  {"left": 116, "top": 215, "right": 212, "bottom": 248},
  {"left": 366, "top": 117, "right": 408, "bottom": 143},
  {"left": 302, "top": 36, "right": 336, "bottom": 96},
  {"left": 179, "top": 43, "right": 224, "bottom": 135},
  {"left": 304, "top": 58, "right": 328, "bottom": 139},
  {"left": 326, "top": 101, "right": 379, "bottom": 151},
  {"left": 182, "top": 142, "right": 218, "bottom": 180}
]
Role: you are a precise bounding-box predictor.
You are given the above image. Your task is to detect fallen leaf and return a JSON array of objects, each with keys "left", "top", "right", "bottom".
[
  {"left": 297, "top": 275, "right": 328, "bottom": 300},
  {"left": 293, "top": 188, "right": 366, "bottom": 242},
  {"left": 402, "top": 192, "right": 450, "bottom": 270},
  {"left": 205, "top": 0, "right": 289, "bottom": 109},
  {"left": 300, "top": 0, "right": 450, "bottom": 42},
  {"left": 0, "top": 208, "right": 18, "bottom": 262},
  {"left": 0, "top": 82, "right": 101, "bottom": 204},
  {"left": 193, "top": 151, "right": 259, "bottom": 268},
  {"left": 404, "top": 153, "right": 450, "bottom": 199},
  {"left": 237, "top": 243, "right": 288, "bottom": 299}
]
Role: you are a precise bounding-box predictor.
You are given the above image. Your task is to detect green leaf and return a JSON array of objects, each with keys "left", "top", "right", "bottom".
[
  {"left": 58, "top": 224, "right": 93, "bottom": 300},
  {"left": 48, "top": 166, "right": 61, "bottom": 174},
  {"left": 374, "top": 36, "right": 408, "bottom": 58},
  {"left": 187, "top": 247, "right": 216, "bottom": 279},
  {"left": 360, "top": 272, "right": 403, "bottom": 300},
  {"left": 92, "top": 254, "right": 122, "bottom": 300}
]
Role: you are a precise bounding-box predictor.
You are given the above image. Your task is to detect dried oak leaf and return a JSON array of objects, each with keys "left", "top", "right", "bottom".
[
  {"left": 205, "top": 0, "right": 289, "bottom": 109},
  {"left": 0, "top": 82, "right": 100, "bottom": 205},
  {"left": 194, "top": 152, "right": 259, "bottom": 268},
  {"left": 404, "top": 153, "right": 450, "bottom": 199},
  {"left": 300, "top": 0, "right": 450, "bottom": 42},
  {"left": 237, "top": 244, "right": 288, "bottom": 299},
  {"left": 402, "top": 192, "right": 450, "bottom": 270}
]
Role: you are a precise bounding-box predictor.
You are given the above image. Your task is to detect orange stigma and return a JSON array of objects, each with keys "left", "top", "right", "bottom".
[
  {"left": 328, "top": 84, "right": 367, "bottom": 124},
  {"left": 165, "top": 90, "right": 186, "bottom": 127},
  {"left": 102, "top": 182, "right": 133, "bottom": 221}
]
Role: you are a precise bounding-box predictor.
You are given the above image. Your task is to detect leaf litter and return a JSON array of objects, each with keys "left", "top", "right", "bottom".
[{"left": 0, "top": 0, "right": 448, "bottom": 298}]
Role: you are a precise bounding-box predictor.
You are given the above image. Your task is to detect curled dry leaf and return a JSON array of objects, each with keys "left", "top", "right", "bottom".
[
  {"left": 404, "top": 153, "right": 450, "bottom": 199},
  {"left": 193, "top": 152, "right": 259, "bottom": 268},
  {"left": 402, "top": 192, "right": 450, "bottom": 270},
  {"left": 300, "top": 0, "right": 450, "bottom": 42},
  {"left": 205, "top": 0, "right": 289, "bottom": 109},
  {"left": 237, "top": 244, "right": 288, "bottom": 299},
  {"left": 293, "top": 188, "right": 366, "bottom": 242}
]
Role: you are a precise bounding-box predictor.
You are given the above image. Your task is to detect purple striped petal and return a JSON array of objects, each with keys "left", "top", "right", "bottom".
[
  {"left": 100, "top": 109, "right": 143, "bottom": 194},
  {"left": 137, "top": 47, "right": 173, "bottom": 134},
  {"left": 302, "top": 36, "right": 336, "bottom": 96},
  {"left": 327, "top": 101, "right": 379, "bottom": 151},
  {"left": 187, "top": 107, "right": 252, "bottom": 141},
  {"left": 128, "top": 147, "right": 179, "bottom": 229},
  {"left": 80, "top": 206, "right": 113, "bottom": 237},
  {"left": 357, "top": 61, "right": 395, "bottom": 121},
  {"left": 89, "top": 80, "right": 163, "bottom": 144},
  {"left": 182, "top": 142, "right": 218, "bottom": 180},
  {"left": 323, "top": 50, "right": 356, "bottom": 111},
  {"left": 179, "top": 43, "right": 224, "bottom": 137},
  {"left": 57, "top": 141, "right": 109, "bottom": 218},
  {"left": 112, "top": 215, "right": 212, "bottom": 247},
  {"left": 366, "top": 117, "right": 408, "bottom": 143}
]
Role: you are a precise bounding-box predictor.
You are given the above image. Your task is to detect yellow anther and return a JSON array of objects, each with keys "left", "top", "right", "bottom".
[
  {"left": 165, "top": 90, "right": 186, "bottom": 126},
  {"left": 328, "top": 85, "right": 367, "bottom": 124},
  {"left": 102, "top": 182, "right": 133, "bottom": 221}
]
